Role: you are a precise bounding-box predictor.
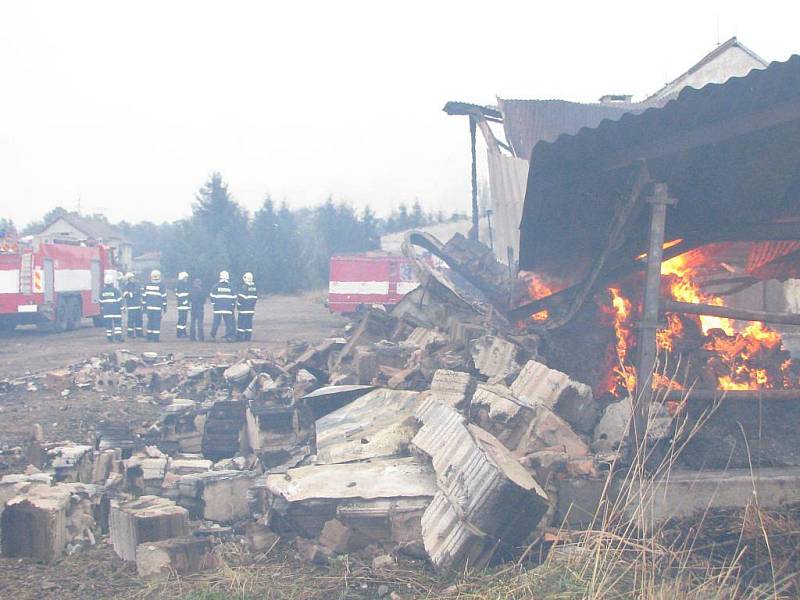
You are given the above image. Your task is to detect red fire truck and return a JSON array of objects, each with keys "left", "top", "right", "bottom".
[
  {"left": 328, "top": 253, "right": 420, "bottom": 313},
  {"left": 0, "top": 234, "right": 116, "bottom": 332}
]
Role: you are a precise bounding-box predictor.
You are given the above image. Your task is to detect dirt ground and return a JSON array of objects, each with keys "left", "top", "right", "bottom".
[
  {"left": 0, "top": 292, "right": 362, "bottom": 600},
  {"left": 0, "top": 291, "right": 344, "bottom": 462},
  {"left": 0, "top": 291, "right": 344, "bottom": 380}
]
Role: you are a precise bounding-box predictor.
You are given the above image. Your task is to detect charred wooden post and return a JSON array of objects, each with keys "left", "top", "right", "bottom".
[
  {"left": 469, "top": 116, "right": 479, "bottom": 241},
  {"left": 661, "top": 299, "right": 800, "bottom": 326},
  {"left": 630, "top": 183, "right": 677, "bottom": 458}
]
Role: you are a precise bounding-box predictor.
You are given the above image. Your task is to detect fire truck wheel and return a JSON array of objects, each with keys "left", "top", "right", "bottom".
[
  {"left": 66, "top": 297, "right": 82, "bottom": 331},
  {"left": 53, "top": 298, "right": 69, "bottom": 333}
]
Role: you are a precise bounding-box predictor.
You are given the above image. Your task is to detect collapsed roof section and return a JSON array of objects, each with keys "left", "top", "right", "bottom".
[{"left": 518, "top": 54, "right": 800, "bottom": 282}]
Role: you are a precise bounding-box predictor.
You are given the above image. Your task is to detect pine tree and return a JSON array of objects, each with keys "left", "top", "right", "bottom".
[
  {"left": 251, "top": 196, "right": 278, "bottom": 293},
  {"left": 188, "top": 172, "right": 249, "bottom": 285}
]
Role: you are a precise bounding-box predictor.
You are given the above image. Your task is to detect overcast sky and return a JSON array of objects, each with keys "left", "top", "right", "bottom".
[{"left": 1, "top": 1, "right": 798, "bottom": 228}]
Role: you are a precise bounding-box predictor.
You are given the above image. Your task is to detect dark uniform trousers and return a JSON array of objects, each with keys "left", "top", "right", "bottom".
[
  {"left": 190, "top": 308, "right": 204, "bottom": 341},
  {"left": 211, "top": 312, "right": 235, "bottom": 340},
  {"left": 126, "top": 307, "right": 143, "bottom": 337},
  {"left": 146, "top": 309, "right": 162, "bottom": 341}
]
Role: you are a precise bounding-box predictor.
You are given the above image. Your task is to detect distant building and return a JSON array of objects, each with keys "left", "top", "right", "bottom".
[
  {"left": 645, "top": 37, "right": 768, "bottom": 105},
  {"left": 446, "top": 37, "right": 769, "bottom": 265},
  {"left": 131, "top": 251, "right": 162, "bottom": 277},
  {"left": 37, "top": 213, "right": 133, "bottom": 271}
]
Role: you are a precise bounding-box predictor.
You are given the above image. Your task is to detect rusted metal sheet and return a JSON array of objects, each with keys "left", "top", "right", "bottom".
[
  {"left": 261, "top": 457, "right": 437, "bottom": 538},
  {"left": 315, "top": 388, "right": 420, "bottom": 464}
]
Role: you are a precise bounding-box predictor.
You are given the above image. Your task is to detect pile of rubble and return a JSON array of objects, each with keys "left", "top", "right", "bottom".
[{"left": 0, "top": 233, "right": 647, "bottom": 579}]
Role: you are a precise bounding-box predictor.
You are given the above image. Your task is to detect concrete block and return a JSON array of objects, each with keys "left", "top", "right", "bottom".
[
  {"left": 510, "top": 361, "right": 597, "bottom": 433},
  {"left": 177, "top": 470, "right": 257, "bottom": 524},
  {"left": 110, "top": 496, "right": 189, "bottom": 562},
  {"left": 244, "top": 522, "right": 279, "bottom": 552},
  {"left": 295, "top": 537, "right": 333, "bottom": 565},
  {"left": 520, "top": 405, "right": 590, "bottom": 458},
  {"left": 318, "top": 518, "right": 360, "bottom": 553},
  {"left": 429, "top": 369, "right": 475, "bottom": 411},
  {"left": 470, "top": 335, "right": 520, "bottom": 382},
  {"left": 1, "top": 486, "right": 70, "bottom": 563},
  {"left": 413, "top": 401, "right": 549, "bottom": 571},
  {"left": 1, "top": 482, "right": 104, "bottom": 563},
  {"left": 49, "top": 445, "right": 94, "bottom": 483},
  {"left": 91, "top": 450, "right": 116, "bottom": 485},
  {"left": 136, "top": 537, "right": 216, "bottom": 578},
  {"left": 223, "top": 360, "right": 253, "bottom": 384}
]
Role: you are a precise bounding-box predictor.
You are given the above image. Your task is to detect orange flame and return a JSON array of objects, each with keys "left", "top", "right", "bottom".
[
  {"left": 603, "top": 249, "right": 793, "bottom": 396},
  {"left": 527, "top": 275, "right": 556, "bottom": 321},
  {"left": 605, "top": 287, "right": 637, "bottom": 394}
]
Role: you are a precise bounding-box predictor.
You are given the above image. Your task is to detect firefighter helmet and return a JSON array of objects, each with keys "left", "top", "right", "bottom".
[
  {"left": 150, "top": 270, "right": 162, "bottom": 283},
  {"left": 243, "top": 272, "right": 254, "bottom": 285},
  {"left": 219, "top": 270, "right": 230, "bottom": 282},
  {"left": 178, "top": 271, "right": 189, "bottom": 281},
  {"left": 125, "top": 272, "right": 134, "bottom": 281},
  {"left": 104, "top": 272, "right": 116, "bottom": 285}
]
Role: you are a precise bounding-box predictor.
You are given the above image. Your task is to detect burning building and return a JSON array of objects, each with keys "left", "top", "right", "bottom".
[{"left": 511, "top": 53, "right": 800, "bottom": 468}]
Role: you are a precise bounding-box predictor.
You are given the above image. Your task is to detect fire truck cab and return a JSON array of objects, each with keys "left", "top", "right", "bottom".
[{"left": 0, "top": 233, "right": 116, "bottom": 332}]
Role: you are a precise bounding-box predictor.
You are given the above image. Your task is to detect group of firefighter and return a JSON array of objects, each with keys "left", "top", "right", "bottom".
[{"left": 98, "top": 269, "right": 258, "bottom": 343}]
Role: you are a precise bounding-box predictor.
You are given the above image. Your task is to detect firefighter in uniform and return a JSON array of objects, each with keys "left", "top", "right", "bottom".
[
  {"left": 99, "top": 272, "right": 123, "bottom": 342},
  {"left": 143, "top": 270, "right": 167, "bottom": 342},
  {"left": 122, "top": 272, "right": 144, "bottom": 338},
  {"left": 209, "top": 270, "right": 236, "bottom": 341},
  {"left": 175, "top": 271, "right": 191, "bottom": 338},
  {"left": 236, "top": 272, "right": 257, "bottom": 341}
]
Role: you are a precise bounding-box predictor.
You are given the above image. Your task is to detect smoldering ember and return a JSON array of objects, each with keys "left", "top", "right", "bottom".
[{"left": 4, "top": 36, "right": 800, "bottom": 600}]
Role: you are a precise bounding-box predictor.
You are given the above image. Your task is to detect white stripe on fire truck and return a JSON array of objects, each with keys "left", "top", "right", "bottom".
[
  {"left": 0, "top": 269, "right": 20, "bottom": 294},
  {"left": 328, "top": 281, "right": 390, "bottom": 295},
  {"left": 54, "top": 269, "right": 92, "bottom": 292}
]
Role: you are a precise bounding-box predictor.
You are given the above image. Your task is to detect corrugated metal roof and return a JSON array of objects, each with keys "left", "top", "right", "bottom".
[
  {"left": 498, "top": 98, "right": 641, "bottom": 160},
  {"left": 518, "top": 54, "right": 800, "bottom": 278}
]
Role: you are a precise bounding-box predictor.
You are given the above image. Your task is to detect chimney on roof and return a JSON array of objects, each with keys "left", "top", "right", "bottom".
[{"left": 598, "top": 94, "right": 633, "bottom": 104}]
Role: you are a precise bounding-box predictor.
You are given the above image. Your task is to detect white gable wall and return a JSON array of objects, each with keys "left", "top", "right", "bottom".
[{"left": 648, "top": 45, "right": 767, "bottom": 104}]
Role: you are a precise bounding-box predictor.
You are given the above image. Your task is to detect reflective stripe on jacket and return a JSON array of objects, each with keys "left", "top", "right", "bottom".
[
  {"left": 99, "top": 285, "right": 123, "bottom": 317},
  {"left": 143, "top": 282, "right": 167, "bottom": 311},
  {"left": 123, "top": 281, "right": 142, "bottom": 309},
  {"left": 236, "top": 284, "right": 258, "bottom": 314},
  {"left": 176, "top": 281, "right": 191, "bottom": 311},
  {"left": 210, "top": 281, "right": 236, "bottom": 314}
]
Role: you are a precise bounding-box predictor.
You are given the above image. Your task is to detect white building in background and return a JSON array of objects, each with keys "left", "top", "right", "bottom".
[
  {"left": 36, "top": 213, "right": 133, "bottom": 272},
  {"left": 645, "top": 37, "right": 768, "bottom": 105}
]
